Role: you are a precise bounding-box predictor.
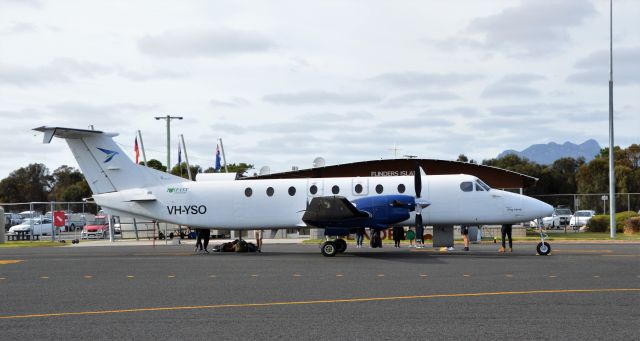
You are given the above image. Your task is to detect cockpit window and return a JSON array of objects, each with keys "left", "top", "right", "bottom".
[
  {"left": 460, "top": 181, "right": 473, "bottom": 192},
  {"left": 476, "top": 179, "right": 491, "bottom": 191},
  {"left": 475, "top": 183, "right": 485, "bottom": 191}
]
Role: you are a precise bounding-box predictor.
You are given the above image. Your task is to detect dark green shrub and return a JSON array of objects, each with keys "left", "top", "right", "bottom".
[
  {"left": 587, "top": 215, "right": 609, "bottom": 232},
  {"left": 586, "top": 211, "right": 639, "bottom": 232}
]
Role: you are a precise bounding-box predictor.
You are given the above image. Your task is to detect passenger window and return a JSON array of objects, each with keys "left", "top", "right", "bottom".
[
  {"left": 354, "top": 184, "right": 363, "bottom": 194},
  {"left": 288, "top": 186, "right": 296, "bottom": 196},
  {"left": 375, "top": 184, "right": 383, "bottom": 194},
  {"left": 266, "top": 187, "right": 274, "bottom": 197},
  {"left": 310, "top": 185, "right": 318, "bottom": 195},
  {"left": 397, "top": 184, "right": 406, "bottom": 193},
  {"left": 475, "top": 183, "right": 485, "bottom": 191},
  {"left": 244, "top": 187, "right": 253, "bottom": 197},
  {"left": 460, "top": 182, "right": 473, "bottom": 192},
  {"left": 332, "top": 185, "right": 339, "bottom": 194}
]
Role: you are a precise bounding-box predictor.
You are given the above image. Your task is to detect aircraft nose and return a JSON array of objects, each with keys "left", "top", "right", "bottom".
[{"left": 529, "top": 197, "right": 553, "bottom": 219}]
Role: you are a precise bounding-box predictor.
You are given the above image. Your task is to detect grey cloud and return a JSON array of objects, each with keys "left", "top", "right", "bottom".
[
  {"left": 465, "top": 0, "right": 596, "bottom": 57},
  {"left": 0, "top": 58, "right": 112, "bottom": 86},
  {"left": 370, "top": 72, "right": 483, "bottom": 88},
  {"left": 378, "top": 116, "right": 455, "bottom": 130},
  {"left": 46, "top": 102, "right": 160, "bottom": 127},
  {"left": 138, "top": 29, "right": 276, "bottom": 58},
  {"left": 482, "top": 73, "right": 545, "bottom": 98},
  {"left": 382, "top": 91, "right": 460, "bottom": 108},
  {"left": 210, "top": 122, "right": 246, "bottom": 135},
  {"left": 0, "top": 22, "right": 37, "bottom": 34},
  {"left": 210, "top": 97, "right": 250, "bottom": 108},
  {"left": 304, "top": 111, "right": 374, "bottom": 122},
  {"left": 263, "top": 90, "right": 381, "bottom": 105},
  {"left": 567, "top": 47, "right": 640, "bottom": 85}
]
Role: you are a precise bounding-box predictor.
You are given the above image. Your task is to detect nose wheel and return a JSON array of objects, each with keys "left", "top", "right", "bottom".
[{"left": 536, "top": 220, "right": 551, "bottom": 256}]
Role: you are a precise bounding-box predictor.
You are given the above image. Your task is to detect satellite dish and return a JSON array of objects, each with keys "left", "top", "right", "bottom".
[
  {"left": 259, "top": 166, "right": 271, "bottom": 175},
  {"left": 312, "top": 157, "right": 326, "bottom": 168}
]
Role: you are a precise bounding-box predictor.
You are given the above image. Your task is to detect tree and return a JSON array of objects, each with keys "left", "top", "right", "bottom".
[
  {"left": 140, "top": 159, "right": 166, "bottom": 172},
  {"left": 456, "top": 154, "right": 468, "bottom": 163},
  {"left": 202, "top": 163, "right": 254, "bottom": 177},
  {"left": 49, "top": 165, "right": 87, "bottom": 201},
  {"left": 0, "top": 163, "right": 52, "bottom": 203},
  {"left": 170, "top": 162, "right": 202, "bottom": 180}
]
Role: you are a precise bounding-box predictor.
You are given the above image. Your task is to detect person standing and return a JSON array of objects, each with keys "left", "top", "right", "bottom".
[
  {"left": 254, "top": 229, "right": 263, "bottom": 252},
  {"left": 355, "top": 227, "right": 365, "bottom": 248},
  {"left": 406, "top": 227, "right": 416, "bottom": 248},
  {"left": 416, "top": 224, "right": 424, "bottom": 248},
  {"left": 202, "top": 229, "right": 210, "bottom": 253},
  {"left": 461, "top": 225, "right": 470, "bottom": 251},
  {"left": 194, "top": 228, "right": 203, "bottom": 252},
  {"left": 499, "top": 224, "right": 513, "bottom": 252},
  {"left": 392, "top": 226, "right": 404, "bottom": 248}
]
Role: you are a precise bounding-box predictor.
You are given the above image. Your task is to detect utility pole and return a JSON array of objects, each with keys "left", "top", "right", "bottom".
[{"left": 154, "top": 115, "right": 183, "bottom": 173}]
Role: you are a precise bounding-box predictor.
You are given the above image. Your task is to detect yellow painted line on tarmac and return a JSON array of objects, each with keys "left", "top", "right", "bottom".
[
  {"left": 593, "top": 275, "right": 600, "bottom": 278},
  {"left": 1, "top": 288, "right": 638, "bottom": 320},
  {"left": 602, "top": 254, "right": 640, "bottom": 258},
  {"left": 0, "top": 260, "right": 24, "bottom": 265},
  {"left": 127, "top": 276, "right": 135, "bottom": 279},
  {"left": 250, "top": 274, "right": 259, "bottom": 277},
  {"left": 419, "top": 274, "right": 428, "bottom": 277},
  {"left": 463, "top": 274, "right": 471, "bottom": 277},
  {"left": 377, "top": 274, "right": 385, "bottom": 277},
  {"left": 293, "top": 274, "right": 302, "bottom": 277},
  {"left": 505, "top": 274, "right": 514, "bottom": 278},
  {"left": 83, "top": 275, "right": 93, "bottom": 279},
  {"left": 168, "top": 275, "right": 176, "bottom": 278},
  {"left": 336, "top": 274, "right": 344, "bottom": 277},
  {"left": 548, "top": 275, "right": 558, "bottom": 278},
  {"left": 0, "top": 277, "right": 6, "bottom": 280},
  {"left": 40, "top": 276, "right": 49, "bottom": 279},
  {"left": 209, "top": 275, "right": 217, "bottom": 278}
]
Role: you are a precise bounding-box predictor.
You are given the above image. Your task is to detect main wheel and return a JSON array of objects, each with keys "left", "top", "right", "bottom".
[
  {"left": 536, "top": 242, "right": 551, "bottom": 256},
  {"left": 335, "top": 239, "right": 347, "bottom": 253},
  {"left": 321, "top": 241, "right": 338, "bottom": 257}
]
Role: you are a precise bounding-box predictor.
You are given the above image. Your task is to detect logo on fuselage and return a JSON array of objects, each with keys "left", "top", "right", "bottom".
[
  {"left": 167, "top": 205, "right": 207, "bottom": 215},
  {"left": 167, "top": 187, "right": 188, "bottom": 194},
  {"left": 97, "top": 147, "right": 119, "bottom": 163}
]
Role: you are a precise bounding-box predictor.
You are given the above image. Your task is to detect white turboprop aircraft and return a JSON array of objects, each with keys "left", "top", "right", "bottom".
[{"left": 35, "top": 126, "right": 554, "bottom": 256}]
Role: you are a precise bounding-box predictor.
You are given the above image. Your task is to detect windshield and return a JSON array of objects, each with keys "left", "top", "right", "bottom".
[
  {"left": 576, "top": 211, "right": 591, "bottom": 217},
  {"left": 476, "top": 179, "right": 491, "bottom": 191},
  {"left": 92, "top": 217, "right": 107, "bottom": 225},
  {"left": 555, "top": 209, "right": 572, "bottom": 215}
]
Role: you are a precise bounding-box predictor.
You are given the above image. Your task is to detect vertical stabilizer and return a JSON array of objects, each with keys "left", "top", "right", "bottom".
[{"left": 34, "top": 126, "right": 184, "bottom": 194}]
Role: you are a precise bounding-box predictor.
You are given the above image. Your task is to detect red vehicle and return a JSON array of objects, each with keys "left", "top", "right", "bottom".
[{"left": 81, "top": 216, "right": 109, "bottom": 239}]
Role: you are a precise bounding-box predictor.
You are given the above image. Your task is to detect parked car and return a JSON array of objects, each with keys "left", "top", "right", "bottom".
[
  {"left": 81, "top": 216, "right": 109, "bottom": 239},
  {"left": 4, "top": 213, "right": 23, "bottom": 230},
  {"left": 8, "top": 218, "right": 56, "bottom": 236},
  {"left": 540, "top": 206, "right": 573, "bottom": 229},
  {"left": 569, "top": 210, "right": 596, "bottom": 230}
]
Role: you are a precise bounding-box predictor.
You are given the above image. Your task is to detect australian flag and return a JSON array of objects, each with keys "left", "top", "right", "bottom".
[{"left": 215, "top": 144, "right": 221, "bottom": 171}]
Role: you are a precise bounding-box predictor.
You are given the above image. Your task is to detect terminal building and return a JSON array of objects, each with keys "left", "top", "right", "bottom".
[{"left": 237, "top": 158, "right": 538, "bottom": 240}]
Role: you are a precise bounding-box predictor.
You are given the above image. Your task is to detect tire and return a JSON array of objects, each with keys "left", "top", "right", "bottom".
[
  {"left": 536, "top": 242, "right": 551, "bottom": 256},
  {"left": 335, "top": 239, "right": 347, "bottom": 253},
  {"left": 321, "top": 241, "right": 337, "bottom": 257}
]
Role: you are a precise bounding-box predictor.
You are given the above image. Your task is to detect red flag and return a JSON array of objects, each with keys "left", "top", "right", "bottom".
[{"left": 134, "top": 136, "right": 140, "bottom": 164}]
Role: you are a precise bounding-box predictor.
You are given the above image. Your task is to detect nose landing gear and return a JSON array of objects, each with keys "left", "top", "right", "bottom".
[{"left": 536, "top": 220, "right": 551, "bottom": 256}]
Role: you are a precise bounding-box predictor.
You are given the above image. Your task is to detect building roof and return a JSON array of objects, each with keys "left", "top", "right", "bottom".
[{"left": 244, "top": 159, "right": 538, "bottom": 189}]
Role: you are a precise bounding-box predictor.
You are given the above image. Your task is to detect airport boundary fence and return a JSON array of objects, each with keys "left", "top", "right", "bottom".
[{"left": 532, "top": 193, "right": 640, "bottom": 215}]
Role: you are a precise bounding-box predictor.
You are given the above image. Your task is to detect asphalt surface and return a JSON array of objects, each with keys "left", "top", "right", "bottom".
[{"left": 0, "top": 242, "right": 639, "bottom": 340}]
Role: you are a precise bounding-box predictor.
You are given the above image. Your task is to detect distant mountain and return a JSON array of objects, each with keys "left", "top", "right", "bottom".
[{"left": 497, "top": 139, "right": 601, "bottom": 165}]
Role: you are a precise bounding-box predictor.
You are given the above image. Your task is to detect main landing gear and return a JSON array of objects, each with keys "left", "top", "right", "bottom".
[
  {"left": 536, "top": 221, "right": 551, "bottom": 256},
  {"left": 320, "top": 238, "right": 347, "bottom": 257}
]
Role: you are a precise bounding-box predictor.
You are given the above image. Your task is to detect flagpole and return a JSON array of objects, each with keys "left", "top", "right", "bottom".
[
  {"left": 219, "top": 138, "right": 229, "bottom": 173},
  {"left": 180, "top": 134, "right": 193, "bottom": 181},
  {"left": 608, "top": 0, "right": 616, "bottom": 239},
  {"left": 137, "top": 130, "right": 148, "bottom": 166}
]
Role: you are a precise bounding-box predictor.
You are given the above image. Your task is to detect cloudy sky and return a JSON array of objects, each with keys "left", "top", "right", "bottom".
[{"left": 0, "top": 0, "right": 638, "bottom": 178}]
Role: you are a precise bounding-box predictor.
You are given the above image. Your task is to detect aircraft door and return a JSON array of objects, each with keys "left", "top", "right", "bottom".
[{"left": 352, "top": 178, "right": 369, "bottom": 196}]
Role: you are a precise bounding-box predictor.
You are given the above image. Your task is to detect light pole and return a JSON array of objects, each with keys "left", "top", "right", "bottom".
[
  {"left": 155, "top": 115, "right": 183, "bottom": 173},
  {"left": 608, "top": 0, "right": 615, "bottom": 239}
]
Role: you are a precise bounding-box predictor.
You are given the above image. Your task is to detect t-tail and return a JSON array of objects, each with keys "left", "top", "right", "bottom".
[{"left": 34, "top": 126, "right": 184, "bottom": 195}]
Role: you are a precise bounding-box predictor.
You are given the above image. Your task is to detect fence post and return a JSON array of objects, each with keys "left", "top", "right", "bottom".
[{"left": 0, "top": 206, "right": 5, "bottom": 244}]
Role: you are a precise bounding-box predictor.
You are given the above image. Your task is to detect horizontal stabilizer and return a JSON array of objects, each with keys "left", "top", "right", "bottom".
[{"left": 33, "top": 126, "right": 114, "bottom": 144}]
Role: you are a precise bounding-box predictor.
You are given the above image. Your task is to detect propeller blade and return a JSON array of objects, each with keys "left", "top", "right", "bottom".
[{"left": 414, "top": 163, "right": 422, "bottom": 198}]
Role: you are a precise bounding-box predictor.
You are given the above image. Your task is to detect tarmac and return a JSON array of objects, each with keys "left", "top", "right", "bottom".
[{"left": 0, "top": 240, "right": 638, "bottom": 340}]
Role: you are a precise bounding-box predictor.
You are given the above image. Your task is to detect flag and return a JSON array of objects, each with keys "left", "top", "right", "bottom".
[
  {"left": 134, "top": 137, "right": 140, "bottom": 164},
  {"left": 215, "top": 144, "right": 221, "bottom": 171}
]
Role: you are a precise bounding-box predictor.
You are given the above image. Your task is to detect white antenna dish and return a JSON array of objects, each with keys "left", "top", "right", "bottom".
[
  {"left": 312, "top": 157, "right": 326, "bottom": 168},
  {"left": 259, "top": 166, "right": 271, "bottom": 175}
]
